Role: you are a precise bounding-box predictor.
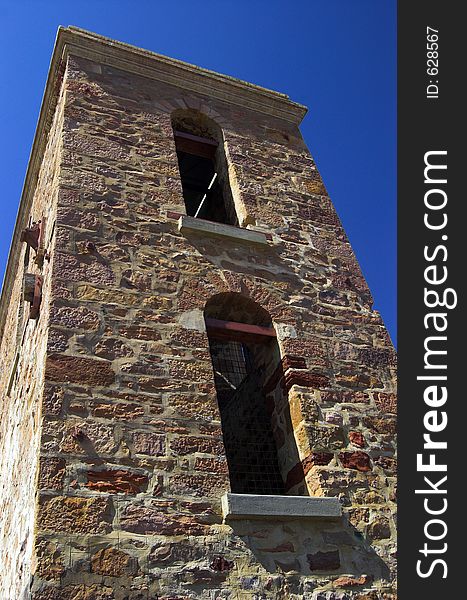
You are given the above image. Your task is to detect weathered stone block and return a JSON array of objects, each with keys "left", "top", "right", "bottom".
[
  {"left": 38, "top": 496, "right": 112, "bottom": 534},
  {"left": 120, "top": 503, "right": 208, "bottom": 536},
  {"left": 339, "top": 451, "right": 372, "bottom": 472},
  {"left": 46, "top": 354, "right": 114, "bottom": 386},
  {"left": 367, "top": 515, "right": 392, "bottom": 540},
  {"left": 320, "top": 390, "right": 370, "bottom": 404},
  {"left": 116, "top": 325, "right": 162, "bottom": 341},
  {"left": 348, "top": 431, "right": 366, "bottom": 448},
  {"left": 297, "top": 422, "right": 346, "bottom": 453},
  {"left": 91, "top": 401, "right": 144, "bottom": 421},
  {"left": 170, "top": 435, "right": 224, "bottom": 456},
  {"left": 167, "top": 393, "right": 219, "bottom": 420},
  {"left": 42, "top": 384, "right": 65, "bottom": 415},
  {"left": 93, "top": 337, "right": 134, "bottom": 360},
  {"left": 289, "top": 387, "right": 320, "bottom": 426},
  {"left": 35, "top": 539, "right": 65, "bottom": 581},
  {"left": 90, "top": 547, "right": 136, "bottom": 576},
  {"left": 148, "top": 540, "right": 205, "bottom": 566},
  {"left": 47, "top": 327, "right": 71, "bottom": 353},
  {"left": 53, "top": 252, "right": 114, "bottom": 285},
  {"left": 49, "top": 305, "right": 100, "bottom": 330},
  {"left": 363, "top": 417, "right": 397, "bottom": 435},
  {"left": 85, "top": 469, "right": 148, "bottom": 494},
  {"left": 194, "top": 456, "right": 229, "bottom": 474},
  {"left": 373, "top": 391, "right": 397, "bottom": 414},
  {"left": 333, "top": 575, "right": 372, "bottom": 588},
  {"left": 59, "top": 420, "right": 117, "bottom": 455},
  {"left": 57, "top": 206, "right": 100, "bottom": 231},
  {"left": 131, "top": 431, "right": 166, "bottom": 456},
  {"left": 32, "top": 584, "right": 115, "bottom": 600},
  {"left": 38, "top": 457, "right": 66, "bottom": 491},
  {"left": 169, "top": 473, "right": 229, "bottom": 497}
]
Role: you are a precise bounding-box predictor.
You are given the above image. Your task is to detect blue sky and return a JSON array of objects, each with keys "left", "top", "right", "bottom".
[{"left": 0, "top": 0, "right": 396, "bottom": 344}]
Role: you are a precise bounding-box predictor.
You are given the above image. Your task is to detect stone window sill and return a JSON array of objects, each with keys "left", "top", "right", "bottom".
[
  {"left": 221, "top": 493, "right": 342, "bottom": 521},
  {"left": 178, "top": 215, "right": 269, "bottom": 246}
]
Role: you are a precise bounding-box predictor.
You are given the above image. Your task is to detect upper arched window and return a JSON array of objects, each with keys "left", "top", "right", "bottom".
[{"left": 171, "top": 109, "right": 238, "bottom": 226}]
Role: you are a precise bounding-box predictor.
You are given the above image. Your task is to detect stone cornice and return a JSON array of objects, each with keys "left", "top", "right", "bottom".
[
  {"left": 0, "top": 27, "right": 308, "bottom": 342},
  {"left": 62, "top": 27, "right": 308, "bottom": 124}
]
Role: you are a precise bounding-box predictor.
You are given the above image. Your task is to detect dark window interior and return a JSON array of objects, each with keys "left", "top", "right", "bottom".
[
  {"left": 208, "top": 336, "right": 285, "bottom": 495},
  {"left": 205, "top": 293, "right": 306, "bottom": 496},
  {"left": 174, "top": 130, "right": 237, "bottom": 226}
]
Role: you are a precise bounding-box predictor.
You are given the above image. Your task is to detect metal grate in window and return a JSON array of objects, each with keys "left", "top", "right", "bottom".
[{"left": 209, "top": 339, "right": 285, "bottom": 495}]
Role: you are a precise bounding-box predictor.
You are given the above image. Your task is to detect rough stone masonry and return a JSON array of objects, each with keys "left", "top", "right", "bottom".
[{"left": 0, "top": 27, "right": 397, "bottom": 600}]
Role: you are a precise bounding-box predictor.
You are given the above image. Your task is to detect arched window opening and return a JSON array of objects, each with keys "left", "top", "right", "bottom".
[
  {"left": 171, "top": 109, "right": 238, "bottom": 226},
  {"left": 205, "top": 294, "right": 304, "bottom": 496}
]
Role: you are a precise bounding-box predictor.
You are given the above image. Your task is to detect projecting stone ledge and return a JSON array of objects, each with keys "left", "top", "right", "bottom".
[
  {"left": 178, "top": 216, "right": 269, "bottom": 245},
  {"left": 221, "top": 493, "right": 342, "bottom": 521}
]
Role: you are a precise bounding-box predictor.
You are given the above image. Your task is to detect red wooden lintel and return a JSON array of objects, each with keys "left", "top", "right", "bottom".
[
  {"left": 205, "top": 318, "right": 276, "bottom": 343},
  {"left": 174, "top": 130, "right": 217, "bottom": 160},
  {"left": 174, "top": 130, "right": 218, "bottom": 146}
]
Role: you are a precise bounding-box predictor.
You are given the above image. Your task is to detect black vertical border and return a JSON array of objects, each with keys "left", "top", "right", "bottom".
[{"left": 398, "top": 3, "right": 463, "bottom": 597}]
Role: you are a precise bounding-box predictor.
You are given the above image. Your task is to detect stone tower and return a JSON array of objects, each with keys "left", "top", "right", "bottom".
[{"left": 0, "top": 27, "right": 397, "bottom": 600}]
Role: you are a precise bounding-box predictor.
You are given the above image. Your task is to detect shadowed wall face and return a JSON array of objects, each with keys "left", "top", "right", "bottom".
[
  {"left": 0, "top": 30, "right": 397, "bottom": 600},
  {"left": 0, "top": 79, "right": 67, "bottom": 600}
]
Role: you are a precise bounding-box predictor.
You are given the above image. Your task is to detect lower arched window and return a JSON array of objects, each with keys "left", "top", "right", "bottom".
[{"left": 204, "top": 293, "right": 301, "bottom": 495}]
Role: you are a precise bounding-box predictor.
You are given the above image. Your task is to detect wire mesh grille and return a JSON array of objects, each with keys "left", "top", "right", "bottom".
[{"left": 209, "top": 339, "right": 285, "bottom": 495}]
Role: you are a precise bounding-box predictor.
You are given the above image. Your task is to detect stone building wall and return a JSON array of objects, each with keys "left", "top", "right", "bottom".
[
  {"left": 0, "top": 29, "right": 396, "bottom": 600},
  {"left": 0, "top": 75, "right": 66, "bottom": 600}
]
